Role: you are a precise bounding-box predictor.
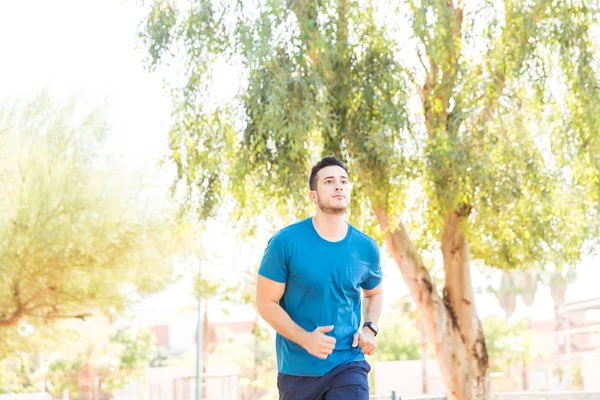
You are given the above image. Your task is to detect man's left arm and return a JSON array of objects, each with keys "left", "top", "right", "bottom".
[{"left": 352, "top": 283, "right": 383, "bottom": 355}]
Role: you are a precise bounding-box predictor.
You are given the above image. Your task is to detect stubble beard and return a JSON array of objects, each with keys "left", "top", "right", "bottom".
[{"left": 316, "top": 193, "right": 347, "bottom": 216}]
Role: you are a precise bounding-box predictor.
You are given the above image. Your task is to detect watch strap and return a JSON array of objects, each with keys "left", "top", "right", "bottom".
[{"left": 362, "top": 321, "right": 378, "bottom": 336}]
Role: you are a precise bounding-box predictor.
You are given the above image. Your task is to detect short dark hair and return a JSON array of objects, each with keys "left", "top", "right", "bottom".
[{"left": 309, "top": 156, "right": 349, "bottom": 190}]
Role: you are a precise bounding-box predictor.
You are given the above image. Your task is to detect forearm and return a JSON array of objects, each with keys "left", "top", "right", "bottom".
[
  {"left": 258, "top": 300, "right": 309, "bottom": 348},
  {"left": 362, "top": 291, "right": 383, "bottom": 323}
]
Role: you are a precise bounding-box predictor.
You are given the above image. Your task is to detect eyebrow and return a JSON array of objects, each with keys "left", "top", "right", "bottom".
[{"left": 321, "top": 175, "right": 349, "bottom": 181}]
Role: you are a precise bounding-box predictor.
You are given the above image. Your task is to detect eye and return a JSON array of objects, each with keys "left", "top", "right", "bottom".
[{"left": 325, "top": 179, "right": 333, "bottom": 184}]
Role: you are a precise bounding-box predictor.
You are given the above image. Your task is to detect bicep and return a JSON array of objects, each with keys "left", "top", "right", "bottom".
[
  {"left": 257, "top": 275, "right": 286, "bottom": 304},
  {"left": 362, "top": 282, "right": 382, "bottom": 298},
  {"left": 360, "top": 243, "right": 382, "bottom": 290}
]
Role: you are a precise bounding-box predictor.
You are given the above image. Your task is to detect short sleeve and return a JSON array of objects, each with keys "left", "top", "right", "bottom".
[
  {"left": 360, "top": 242, "right": 382, "bottom": 290},
  {"left": 258, "top": 232, "right": 289, "bottom": 283}
]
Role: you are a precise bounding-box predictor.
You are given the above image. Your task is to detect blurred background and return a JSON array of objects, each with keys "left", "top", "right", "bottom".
[{"left": 1, "top": 1, "right": 599, "bottom": 399}]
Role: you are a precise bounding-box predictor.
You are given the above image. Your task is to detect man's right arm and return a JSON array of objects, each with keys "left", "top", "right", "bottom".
[{"left": 256, "top": 275, "right": 336, "bottom": 360}]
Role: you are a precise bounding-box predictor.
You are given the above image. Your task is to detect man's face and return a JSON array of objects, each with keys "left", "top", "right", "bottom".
[{"left": 310, "top": 165, "right": 351, "bottom": 215}]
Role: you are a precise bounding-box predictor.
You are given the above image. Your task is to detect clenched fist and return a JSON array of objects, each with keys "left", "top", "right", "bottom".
[
  {"left": 303, "top": 325, "right": 337, "bottom": 359},
  {"left": 352, "top": 327, "right": 377, "bottom": 356}
]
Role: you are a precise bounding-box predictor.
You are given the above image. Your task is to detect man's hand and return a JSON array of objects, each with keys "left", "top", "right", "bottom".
[
  {"left": 352, "top": 327, "right": 377, "bottom": 356},
  {"left": 302, "top": 325, "right": 337, "bottom": 360}
]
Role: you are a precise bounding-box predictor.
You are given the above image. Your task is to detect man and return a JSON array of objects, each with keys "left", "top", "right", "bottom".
[{"left": 256, "top": 155, "right": 383, "bottom": 399}]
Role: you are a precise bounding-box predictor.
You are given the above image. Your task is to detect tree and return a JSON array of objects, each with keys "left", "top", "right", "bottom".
[
  {"left": 0, "top": 95, "right": 183, "bottom": 358},
  {"left": 482, "top": 316, "right": 543, "bottom": 391},
  {"left": 208, "top": 322, "right": 277, "bottom": 400},
  {"left": 216, "top": 266, "right": 277, "bottom": 399},
  {"left": 0, "top": 353, "right": 42, "bottom": 394},
  {"left": 492, "top": 267, "right": 575, "bottom": 318},
  {"left": 369, "top": 311, "right": 421, "bottom": 363},
  {"left": 44, "top": 324, "right": 158, "bottom": 398},
  {"left": 139, "top": 1, "right": 600, "bottom": 398},
  {"left": 0, "top": 318, "right": 158, "bottom": 396}
]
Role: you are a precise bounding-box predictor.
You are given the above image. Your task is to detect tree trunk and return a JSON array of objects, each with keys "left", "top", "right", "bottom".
[
  {"left": 253, "top": 317, "right": 259, "bottom": 400},
  {"left": 419, "top": 321, "right": 429, "bottom": 394},
  {"left": 373, "top": 208, "right": 490, "bottom": 400},
  {"left": 522, "top": 357, "right": 528, "bottom": 390}
]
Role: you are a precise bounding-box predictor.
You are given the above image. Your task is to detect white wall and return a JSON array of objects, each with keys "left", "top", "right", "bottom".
[
  {"left": 373, "top": 360, "right": 445, "bottom": 397},
  {"left": 583, "top": 352, "right": 600, "bottom": 391}
]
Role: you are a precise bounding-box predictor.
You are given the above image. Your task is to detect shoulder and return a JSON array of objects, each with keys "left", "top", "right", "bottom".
[
  {"left": 269, "top": 218, "right": 312, "bottom": 244},
  {"left": 350, "top": 225, "right": 379, "bottom": 250}
]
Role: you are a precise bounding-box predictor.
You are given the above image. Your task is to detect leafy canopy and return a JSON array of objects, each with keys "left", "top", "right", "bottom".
[
  {"left": 140, "top": 0, "right": 599, "bottom": 270},
  {"left": 0, "top": 95, "right": 184, "bottom": 351}
]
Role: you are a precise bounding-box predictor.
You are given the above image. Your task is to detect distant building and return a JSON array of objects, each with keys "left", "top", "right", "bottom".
[
  {"left": 151, "top": 325, "right": 169, "bottom": 348},
  {"left": 372, "top": 297, "right": 600, "bottom": 397}
]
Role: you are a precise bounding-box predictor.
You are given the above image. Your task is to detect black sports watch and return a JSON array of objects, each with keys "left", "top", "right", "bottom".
[{"left": 362, "top": 321, "right": 379, "bottom": 336}]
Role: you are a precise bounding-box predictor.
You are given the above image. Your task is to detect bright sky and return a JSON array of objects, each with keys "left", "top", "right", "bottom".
[
  {"left": 0, "top": 0, "right": 171, "bottom": 173},
  {"left": 1, "top": 0, "right": 598, "bottom": 337}
]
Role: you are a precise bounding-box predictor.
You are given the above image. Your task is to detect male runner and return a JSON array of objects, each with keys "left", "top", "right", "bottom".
[{"left": 256, "top": 155, "right": 383, "bottom": 399}]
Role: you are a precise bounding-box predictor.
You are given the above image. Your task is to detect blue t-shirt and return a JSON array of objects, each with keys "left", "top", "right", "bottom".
[{"left": 258, "top": 217, "right": 382, "bottom": 377}]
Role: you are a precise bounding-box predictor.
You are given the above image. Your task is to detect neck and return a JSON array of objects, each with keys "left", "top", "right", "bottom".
[{"left": 312, "top": 210, "right": 348, "bottom": 241}]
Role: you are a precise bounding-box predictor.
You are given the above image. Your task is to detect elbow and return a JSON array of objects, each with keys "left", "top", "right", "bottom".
[
  {"left": 256, "top": 299, "right": 265, "bottom": 318},
  {"left": 256, "top": 296, "right": 269, "bottom": 319},
  {"left": 256, "top": 296, "right": 278, "bottom": 321}
]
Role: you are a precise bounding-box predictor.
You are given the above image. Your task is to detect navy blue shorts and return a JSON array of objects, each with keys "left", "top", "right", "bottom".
[{"left": 277, "top": 361, "right": 371, "bottom": 400}]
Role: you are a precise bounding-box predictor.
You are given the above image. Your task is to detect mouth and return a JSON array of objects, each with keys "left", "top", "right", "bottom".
[{"left": 333, "top": 195, "right": 345, "bottom": 199}]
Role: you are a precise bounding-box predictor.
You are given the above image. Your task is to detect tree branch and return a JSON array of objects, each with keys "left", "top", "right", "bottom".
[
  {"left": 407, "top": 70, "right": 425, "bottom": 103},
  {"left": 475, "top": 1, "right": 548, "bottom": 128},
  {"left": 0, "top": 283, "right": 24, "bottom": 327},
  {"left": 416, "top": 48, "right": 429, "bottom": 75},
  {"left": 21, "top": 287, "right": 53, "bottom": 310},
  {"left": 418, "top": 3, "right": 463, "bottom": 139},
  {"left": 0, "top": 307, "right": 22, "bottom": 327},
  {"left": 28, "top": 312, "right": 91, "bottom": 321},
  {"left": 287, "top": 0, "right": 324, "bottom": 67}
]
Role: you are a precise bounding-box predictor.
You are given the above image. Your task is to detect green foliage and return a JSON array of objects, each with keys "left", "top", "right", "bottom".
[
  {"left": 136, "top": 1, "right": 600, "bottom": 390},
  {"left": 101, "top": 327, "right": 157, "bottom": 392},
  {"left": 149, "top": 346, "right": 170, "bottom": 368},
  {"left": 44, "top": 324, "right": 157, "bottom": 397},
  {"left": 46, "top": 358, "right": 80, "bottom": 397},
  {"left": 571, "top": 362, "right": 584, "bottom": 389},
  {"left": 140, "top": 0, "right": 599, "bottom": 275},
  {"left": 194, "top": 272, "right": 238, "bottom": 303},
  {"left": 482, "top": 316, "right": 542, "bottom": 373},
  {"left": 141, "top": 1, "right": 598, "bottom": 384},
  {"left": 0, "top": 354, "right": 44, "bottom": 394},
  {"left": 209, "top": 325, "right": 277, "bottom": 399},
  {"left": 0, "top": 321, "right": 66, "bottom": 365},
  {"left": 140, "top": 0, "right": 412, "bottom": 238},
  {"left": 0, "top": 94, "right": 185, "bottom": 358},
  {"left": 369, "top": 311, "right": 421, "bottom": 362}
]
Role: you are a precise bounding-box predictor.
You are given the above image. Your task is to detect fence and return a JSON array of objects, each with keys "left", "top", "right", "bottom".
[
  {"left": 494, "top": 392, "right": 600, "bottom": 400},
  {"left": 370, "top": 394, "right": 446, "bottom": 400},
  {"left": 371, "top": 392, "right": 600, "bottom": 400},
  {"left": 148, "top": 374, "right": 239, "bottom": 400}
]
